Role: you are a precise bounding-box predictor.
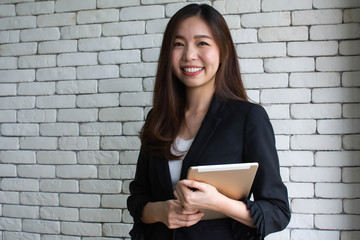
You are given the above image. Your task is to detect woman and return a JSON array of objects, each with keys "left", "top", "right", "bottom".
[{"left": 127, "top": 4, "right": 290, "bottom": 240}]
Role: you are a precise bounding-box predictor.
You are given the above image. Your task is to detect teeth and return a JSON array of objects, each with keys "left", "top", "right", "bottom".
[{"left": 183, "top": 67, "right": 203, "bottom": 73}]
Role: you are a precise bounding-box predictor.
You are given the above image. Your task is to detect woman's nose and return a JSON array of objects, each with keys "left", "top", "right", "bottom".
[{"left": 183, "top": 45, "right": 198, "bottom": 61}]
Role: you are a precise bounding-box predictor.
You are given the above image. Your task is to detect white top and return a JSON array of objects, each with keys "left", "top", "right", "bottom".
[{"left": 168, "top": 137, "right": 194, "bottom": 190}]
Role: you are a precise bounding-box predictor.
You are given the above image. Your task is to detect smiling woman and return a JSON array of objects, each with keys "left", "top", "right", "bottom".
[{"left": 127, "top": 3, "right": 290, "bottom": 240}]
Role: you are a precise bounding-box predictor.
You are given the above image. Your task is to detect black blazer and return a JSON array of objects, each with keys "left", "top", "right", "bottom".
[{"left": 127, "top": 97, "right": 290, "bottom": 240}]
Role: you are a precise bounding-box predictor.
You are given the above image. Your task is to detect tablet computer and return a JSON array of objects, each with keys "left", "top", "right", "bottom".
[{"left": 187, "top": 162, "right": 258, "bottom": 219}]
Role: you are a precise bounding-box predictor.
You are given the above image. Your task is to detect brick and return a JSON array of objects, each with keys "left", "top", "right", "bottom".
[
  {"left": 0, "top": 151, "right": 35, "bottom": 164},
  {"left": 312, "top": 88, "right": 360, "bottom": 103},
  {"left": 259, "top": 26, "right": 308, "bottom": 42},
  {"left": 20, "top": 137, "right": 58, "bottom": 150},
  {"left": 272, "top": 120, "right": 316, "bottom": 134},
  {"left": 291, "top": 104, "right": 341, "bottom": 119},
  {"left": 278, "top": 151, "right": 314, "bottom": 166},
  {"left": 342, "top": 232, "right": 360, "bottom": 240},
  {"left": 21, "top": 192, "right": 58, "bottom": 206},
  {"left": 224, "top": 15, "right": 241, "bottom": 29},
  {"left": 289, "top": 72, "right": 340, "bottom": 88},
  {"left": 60, "top": 193, "right": 100, "bottom": 208},
  {"left": 237, "top": 43, "right": 286, "bottom": 58},
  {"left": 313, "top": 0, "right": 360, "bottom": 8},
  {"left": 231, "top": 29, "right": 257, "bottom": 43},
  {"left": 0, "top": 83, "right": 16, "bottom": 96},
  {"left": 97, "top": 0, "right": 140, "bottom": 8},
  {"left": 0, "top": 4, "right": 15, "bottom": 17},
  {"left": 0, "top": 69, "right": 35, "bottom": 83},
  {"left": 61, "top": 25, "right": 101, "bottom": 39},
  {"left": 0, "top": 164, "right": 16, "bottom": 177},
  {"left": 18, "top": 109, "right": 56, "bottom": 123},
  {"left": 80, "top": 180, "right": 122, "bottom": 193},
  {"left": 77, "top": 93, "right": 119, "bottom": 108},
  {"left": 57, "top": 80, "right": 97, "bottom": 94},
  {"left": 16, "top": 2, "right": 54, "bottom": 15},
  {"left": 77, "top": 65, "right": 119, "bottom": 79},
  {"left": 344, "top": 9, "right": 360, "bottom": 23},
  {"left": 58, "top": 109, "right": 98, "bottom": 122},
  {"left": 288, "top": 41, "right": 338, "bottom": 56},
  {"left": 292, "top": 199, "right": 342, "bottom": 214},
  {"left": 262, "top": 0, "right": 311, "bottom": 11},
  {"left": 0, "top": 110, "right": 16, "bottom": 122},
  {"left": 315, "top": 215, "right": 360, "bottom": 230},
  {"left": 3, "top": 204, "right": 39, "bottom": 218},
  {"left": 0, "top": 137, "right": 19, "bottom": 150},
  {"left": 122, "top": 34, "right": 162, "bottom": 49},
  {"left": 316, "top": 183, "right": 360, "bottom": 198},
  {"left": 317, "top": 56, "right": 360, "bottom": 72},
  {"left": 344, "top": 199, "right": 360, "bottom": 214},
  {"left": 290, "top": 167, "right": 341, "bottom": 182},
  {"left": 315, "top": 151, "right": 360, "bottom": 167},
  {"left": 343, "top": 167, "right": 360, "bottom": 183},
  {"left": 287, "top": 214, "right": 314, "bottom": 228},
  {"left": 123, "top": 209, "right": 133, "bottom": 223},
  {"left": 261, "top": 89, "right": 311, "bottom": 104},
  {"left": 342, "top": 70, "right": 359, "bottom": 86},
  {"left": 343, "top": 134, "right": 360, "bottom": 150},
  {"left": 80, "top": 208, "right": 121, "bottom": 222},
  {"left": 37, "top": 151, "right": 77, "bottom": 165},
  {"left": 37, "top": 13, "right": 76, "bottom": 27},
  {"left": 0, "top": 42, "right": 37, "bottom": 56},
  {"left": 0, "top": 217, "right": 21, "bottom": 231},
  {"left": 0, "top": 96, "right": 35, "bottom": 109},
  {"left": 238, "top": 59, "right": 263, "bottom": 73},
  {"left": 120, "top": 92, "right": 153, "bottom": 106},
  {"left": 103, "top": 223, "right": 132, "bottom": 238},
  {"left": 78, "top": 151, "right": 119, "bottom": 164},
  {"left": 18, "top": 82, "right": 55, "bottom": 96},
  {"left": 285, "top": 182, "right": 314, "bottom": 198},
  {"left": 99, "top": 165, "right": 136, "bottom": 179},
  {"left": 0, "top": 30, "right": 19, "bottom": 43},
  {"left": 40, "top": 179, "right": 79, "bottom": 193},
  {"left": 80, "top": 122, "right": 122, "bottom": 136},
  {"left": 339, "top": 40, "right": 360, "bottom": 56},
  {"left": 40, "top": 123, "right": 79, "bottom": 136},
  {"left": 247, "top": 90, "right": 260, "bottom": 102},
  {"left": 101, "top": 136, "right": 141, "bottom": 150},
  {"left": 318, "top": 119, "right": 360, "bottom": 134},
  {"left": 102, "top": 194, "right": 128, "bottom": 208},
  {"left": 310, "top": 24, "right": 360, "bottom": 40},
  {"left": 59, "top": 137, "right": 99, "bottom": 150},
  {"left": 242, "top": 73, "right": 288, "bottom": 89},
  {"left": 56, "top": 165, "right": 97, "bottom": 179},
  {"left": 39, "top": 40, "right": 77, "bottom": 54},
  {"left": 292, "top": 10, "right": 342, "bottom": 25},
  {"left": 36, "top": 95, "right": 76, "bottom": 108},
  {"left": 120, "top": 63, "right": 157, "bottom": 77},
  {"left": 143, "top": 77, "right": 155, "bottom": 91},
  {"left": 77, "top": 9, "right": 119, "bottom": 24},
  {"left": 2, "top": 123, "right": 39, "bottom": 136},
  {"left": 146, "top": 18, "right": 169, "bottom": 34},
  {"left": 99, "top": 50, "right": 141, "bottom": 64},
  {"left": 18, "top": 55, "right": 56, "bottom": 69},
  {"left": 0, "top": 16, "right": 36, "bottom": 30},
  {"left": 61, "top": 222, "right": 101, "bottom": 236},
  {"left": 78, "top": 37, "right": 120, "bottom": 52},
  {"left": 292, "top": 230, "right": 339, "bottom": 240},
  {"left": 3, "top": 232, "right": 40, "bottom": 240},
  {"left": 55, "top": 0, "right": 96, "bottom": 12},
  {"left": 343, "top": 104, "right": 360, "bottom": 118},
  {"left": 57, "top": 52, "right": 98, "bottom": 67},
  {"left": 40, "top": 207, "right": 78, "bottom": 221},
  {"left": 142, "top": 48, "right": 160, "bottom": 62},
  {"left": 120, "top": 5, "right": 164, "bottom": 20},
  {"left": 99, "top": 78, "right": 142, "bottom": 93},
  {"left": 263, "top": 104, "right": 290, "bottom": 119},
  {"left": 291, "top": 135, "right": 341, "bottom": 150},
  {"left": 37, "top": 67, "right": 76, "bottom": 81},
  {"left": 1, "top": 178, "right": 39, "bottom": 191},
  {"left": 0, "top": 56, "right": 17, "bottom": 69},
  {"left": 123, "top": 121, "right": 143, "bottom": 135},
  {"left": 213, "top": 0, "right": 260, "bottom": 14},
  {"left": 102, "top": 21, "right": 145, "bottom": 36},
  {"left": 264, "top": 57, "right": 314, "bottom": 72},
  {"left": 0, "top": 191, "right": 19, "bottom": 204},
  {"left": 242, "top": 12, "right": 290, "bottom": 27}
]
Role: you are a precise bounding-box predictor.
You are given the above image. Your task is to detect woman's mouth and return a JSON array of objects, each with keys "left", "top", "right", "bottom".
[{"left": 182, "top": 67, "right": 204, "bottom": 76}]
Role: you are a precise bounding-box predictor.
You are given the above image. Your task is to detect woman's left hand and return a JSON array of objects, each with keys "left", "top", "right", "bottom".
[{"left": 174, "top": 179, "right": 222, "bottom": 212}]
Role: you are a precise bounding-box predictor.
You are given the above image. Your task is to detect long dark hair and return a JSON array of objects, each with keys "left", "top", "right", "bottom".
[{"left": 140, "top": 4, "right": 248, "bottom": 159}]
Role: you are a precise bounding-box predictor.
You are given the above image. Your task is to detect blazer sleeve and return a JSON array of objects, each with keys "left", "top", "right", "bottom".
[{"left": 241, "top": 104, "right": 290, "bottom": 239}]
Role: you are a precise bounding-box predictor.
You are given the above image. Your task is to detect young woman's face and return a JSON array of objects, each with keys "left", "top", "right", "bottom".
[{"left": 171, "top": 16, "right": 220, "bottom": 93}]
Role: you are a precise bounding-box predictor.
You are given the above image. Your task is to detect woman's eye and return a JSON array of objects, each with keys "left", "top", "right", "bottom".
[
  {"left": 198, "top": 42, "right": 209, "bottom": 46},
  {"left": 174, "top": 42, "right": 183, "bottom": 47}
]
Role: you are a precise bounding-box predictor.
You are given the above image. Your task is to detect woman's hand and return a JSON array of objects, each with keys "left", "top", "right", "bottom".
[{"left": 141, "top": 199, "right": 204, "bottom": 229}]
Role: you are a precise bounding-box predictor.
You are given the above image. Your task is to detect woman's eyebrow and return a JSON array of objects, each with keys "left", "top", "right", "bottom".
[{"left": 174, "top": 34, "right": 213, "bottom": 39}]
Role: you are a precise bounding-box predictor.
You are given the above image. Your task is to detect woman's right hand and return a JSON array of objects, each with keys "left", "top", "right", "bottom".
[{"left": 141, "top": 200, "right": 204, "bottom": 229}]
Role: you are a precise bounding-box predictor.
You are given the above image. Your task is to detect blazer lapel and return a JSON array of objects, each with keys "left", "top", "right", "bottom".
[{"left": 180, "top": 96, "right": 225, "bottom": 179}]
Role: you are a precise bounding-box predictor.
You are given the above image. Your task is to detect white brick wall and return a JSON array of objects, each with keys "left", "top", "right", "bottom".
[{"left": 0, "top": 0, "right": 359, "bottom": 239}]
